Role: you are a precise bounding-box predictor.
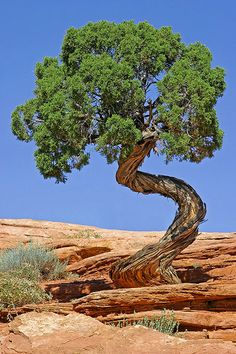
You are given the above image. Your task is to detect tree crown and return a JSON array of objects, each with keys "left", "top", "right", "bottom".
[{"left": 12, "top": 21, "right": 225, "bottom": 182}]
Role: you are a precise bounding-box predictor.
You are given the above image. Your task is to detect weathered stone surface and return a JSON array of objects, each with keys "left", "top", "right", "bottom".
[
  {"left": 0, "top": 218, "right": 159, "bottom": 250},
  {"left": 1, "top": 219, "right": 235, "bottom": 284},
  {"left": 54, "top": 246, "right": 83, "bottom": 264},
  {"left": 1, "top": 312, "right": 236, "bottom": 354},
  {"left": 66, "top": 250, "right": 129, "bottom": 275},
  {"left": 2, "top": 305, "right": 236, "bottom": 335},
  {"left": 42, "top": 277, "right": 114, "bottom": 301},
  {"left": 73, "top": 282, "right": 236, "bottom": 316},
  {"left": 0, "top": 219, "right": 235, "bottom": 350},
  {"left": 179, "top": 330, "right": 236, "bottom": 342},
  {"left": 0, "top": 219, "right": 235, "bottom": 284},
  {"left": 98, "top": 310, "right": 236, "bottom": 331},
  {"left": 0, "top": 303, "right": 73, "bottom": 320}
]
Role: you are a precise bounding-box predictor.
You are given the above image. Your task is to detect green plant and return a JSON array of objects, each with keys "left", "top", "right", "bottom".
[
  {"left": 12, "top": 21, "right": 225, "bottom": 178},
  {"left": 0, "top": 243, "right": 67, "bottom": 281},
  {"left": 0, "top": 272, "right": 51, "bottom": 309},
  {"left": 11, "top": 21, "right": 225, "bottom": 288},
  {"left": 67, "top": 229, "right": 102, "bottom": 239},
  {"left": 108, "top": 310, "right": 179, "bottom": 335},
  {"left": 7, "top": 263, "right": 41, "bottom": 282},
  {"left": 0, "top": 243, "right": 68, "bottom": 311}
]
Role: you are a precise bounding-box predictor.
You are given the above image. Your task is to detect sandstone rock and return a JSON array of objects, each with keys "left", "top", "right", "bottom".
[
  {"left": 98, "top": 310, "right": 236, "bottom": 331},
  {"left": 8, "top": 312, "right": 105, "bottom": 337},
  {"left": 179, "top": 330, "right": 236, "bottom": 342},
  {"left": 0, "top": 218, "right": 160, "bottom": 250},
  {"left": 66, "top": 250, "right": 129, "bottom": 275},
  {"left": 54, "top": 246, "right": 83, "bottom": 264},
  {"left": 43, "top": 277, "right": 114, "bottom": 301},
  {"left": 1, "top": 312, "right": 236, "bottom": 354},
  {"left": 0, "top": 219, "right": 235, "bottom": 286},
  {"left": 0, "top": 303, "right": 74, "bottom": 320},
  {"left": 208, "top": 330, "right": 236, "bottom": 342},
  {"left": 0, "top": 219, "right": 235, "bottom": 351},
  {"left": 73, "top": 282, "right": 236, "bottom": 316}
]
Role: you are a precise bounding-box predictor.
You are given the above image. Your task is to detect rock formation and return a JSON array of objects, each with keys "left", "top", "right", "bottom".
[
  {"left": 0, "top": 219, "right": 235, "bottom": 352},
  {"left": 1, "top": 312, "right": 236, "bottom": 354}
]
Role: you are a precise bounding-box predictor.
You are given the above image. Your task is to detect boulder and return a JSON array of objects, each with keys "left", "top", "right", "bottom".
[
  {"left": 73, "top": 282, "right": 236, "bottom": 316},
  {"left": 0, "top": 219, "right": 235, "bottom": 351},
  {"left": 98, "top": 309, "right": 236, "bottom": 331},
  {"left": 1, "top": 312, "right": 236, "bottom": 354}
]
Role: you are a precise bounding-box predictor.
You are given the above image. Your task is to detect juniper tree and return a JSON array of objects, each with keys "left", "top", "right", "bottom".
[{"left": 12, "top": 21, "right": 225, "bottom": 287}]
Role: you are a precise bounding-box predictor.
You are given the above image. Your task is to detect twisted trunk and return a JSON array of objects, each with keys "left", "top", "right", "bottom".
[{"left": 110, "top": 139, "right": 206, "bottom": 288}]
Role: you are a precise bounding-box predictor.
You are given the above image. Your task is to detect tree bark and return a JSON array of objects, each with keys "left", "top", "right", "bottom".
[{"left": 110, "top": 138, "right": 206, "bottom": 288}]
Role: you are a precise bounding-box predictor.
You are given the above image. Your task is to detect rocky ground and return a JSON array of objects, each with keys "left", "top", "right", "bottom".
[{"left": 0, "top": 219, "right": 235, "bottom": 353}]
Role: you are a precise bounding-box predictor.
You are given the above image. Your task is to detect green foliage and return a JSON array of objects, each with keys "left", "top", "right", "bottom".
[
  {"left": 157, "top": 43, "right": 225, "bottom": 162},
  {"left": 108, "top": 310, "right": 179, "bottom": 335},
  {"left": 7, "top": 263, "right": 41, "bottom": 282},
  {"left": 0, "top": 243, "right": 67, "bottom": 309},
  {"left": 67, "top": 229, "right": 102, "bottom": 239},
  {"left": 0, "top": 273, "right": 51, "bottom": 309},
  {"left": 12, "top": 21, "right": 225, "bottom": 182},
  {"left": 96, "top": 115, "right": 142, "bottom": 162},
  {"left": 0, "top": 243, "right": 67, "bottom": 280}
]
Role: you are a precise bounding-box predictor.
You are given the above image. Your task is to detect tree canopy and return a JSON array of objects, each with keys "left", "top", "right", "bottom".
[{"left": 12, "top": 21, "right": 226, "bottom": 182}]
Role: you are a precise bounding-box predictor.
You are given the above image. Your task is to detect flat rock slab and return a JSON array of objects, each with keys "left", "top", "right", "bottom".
[
  {"left": 73, "top": 282, "right": 236, "bottom": 316},
  {"left": 0, "top": 219, "right": 236, "bottom": 350},
  {"left": 0, "top": 219, "right": 235, "bottom": 285},
  {"left": 98, "top": 309, "right": 236, "bottom": 331},
  {"left": 1, "top": 312, "right": 236, "bottom": 354}
]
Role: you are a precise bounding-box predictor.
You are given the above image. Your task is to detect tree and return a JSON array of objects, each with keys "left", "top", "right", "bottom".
[{"left": 12, "top": 21, "right": 225, "bottom": 288}]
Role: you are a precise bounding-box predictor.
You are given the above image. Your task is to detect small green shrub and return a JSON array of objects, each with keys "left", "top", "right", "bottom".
[
  {"left": 7, "top": 263, "right": 41, "bottom": 282},
  {"left": 0, "top": 243, "right": 67, "bottom": 310},
  {"left": 0, "top": 243, "right": 67, "bottom": 280},
  {"left": 67, "top": 229, "right": 102, "bottom": 239},
  {"left": 108, "top": 310, "right": 179, "bottom": 335},
  {"left": 0, "top": 273, "right": 51, "bottom": 309}
]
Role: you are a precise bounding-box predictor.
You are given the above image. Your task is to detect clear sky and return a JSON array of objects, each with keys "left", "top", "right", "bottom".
[{"left": 0, "top": 0, "right": 235, "bottom": 232}]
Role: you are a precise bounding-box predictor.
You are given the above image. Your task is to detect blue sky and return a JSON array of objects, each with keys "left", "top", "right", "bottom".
[{"left": 0, "top": 0, "right": 235, "bottom": 232}]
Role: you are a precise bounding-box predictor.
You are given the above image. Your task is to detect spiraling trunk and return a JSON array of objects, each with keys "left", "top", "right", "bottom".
[{"left": 110, "top": 139, "right": 206, "bottom": 288}]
